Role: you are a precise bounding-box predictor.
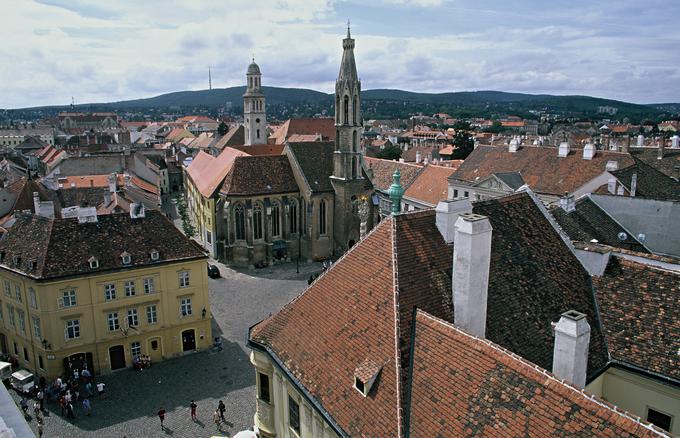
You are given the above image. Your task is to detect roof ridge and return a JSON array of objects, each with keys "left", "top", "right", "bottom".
[
  {"left": 414, "top": 310, "right": 670, "bottom": 437},
  {"left": 389, "top": 215, "right": 404, "bottom": 438}
]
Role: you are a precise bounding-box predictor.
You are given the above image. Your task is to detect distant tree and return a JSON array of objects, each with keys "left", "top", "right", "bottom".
[
  {"left": 376, "top": 145, "right": 402, "bottom": 160},
  {"left": 217, "top": 121, "right": 229, "bottom": 136},
  {"left": 484, "top": 121, "right": 503, "bottom": 134},
  {"left": 450, "top": 122, "right": 475, "bottom": 160}
]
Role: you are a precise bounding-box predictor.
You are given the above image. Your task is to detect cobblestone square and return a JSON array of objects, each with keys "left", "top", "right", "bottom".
[{"left": 11, "top": 261, "right": 320, "bottom": 438}]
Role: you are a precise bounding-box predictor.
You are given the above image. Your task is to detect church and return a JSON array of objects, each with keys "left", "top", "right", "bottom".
[{"left": 211, "top": 27, "right": 374, "bottom": 266}]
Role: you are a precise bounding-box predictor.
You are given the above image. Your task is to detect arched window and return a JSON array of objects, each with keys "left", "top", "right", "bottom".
[
  {"left": 289, "top": 199, "right": 298, "bottom": 234},
  {"left": 319, "top": 199, "right": 327, "bottom": 235},
  {"left": 253, "top": 203, "right": 264, "bottom": 240},
  {"left": 352, "top": 130, "right": 358, "bottom": 152},
  {"left": 353, "top": 95, "right": 358, "bottom": 125},
  {"left": 335, "top": 129, "right": 340, "bottom": 151},
  {"left": 351, "top": 156, "right": 357, "bottom": 179},
  {"left": 336, "top": 95, "right": 340, "bottom": 123},
  {"left": 234, "top": 204, "right": 245, "bottom": 241},
  {"left": 256, "top": 129, "right": 260, "bottom": 139},
  {"left": 272, "top": 201, "right": 281, "bottom": 237},
  {"left": 343, "top": 95, "right": 349, "bottom": 124},
  {"left": 300, "top": 198, "right": 306, "bottom": 236}
]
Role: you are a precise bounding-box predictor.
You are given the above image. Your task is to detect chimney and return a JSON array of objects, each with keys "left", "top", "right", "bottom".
[
  {"left": 453, "top": 213, "right": 492, "bottom": 338},
  {"left": 552, "top": 310, "right": 590, "bottom": 388},
  {"left": 607, "top": 178, "right": 616, "bottom": 194},
  {"left": 605, "top": 160, "right": 619, "bottom": 172},
  {"left": 582, "top": 143, "right": 595, "bottom": 160},
  {"left": 108, "top": 173, "right": 117, "bottom": 193},
  {"left": 508, "top": 137, "right": 519, "bottom": 153},
  {"left": 559, "top": 193, "right": 575, "bottom": 213},
  {"left": 103, "top": 191, "right": 111, "bottom": 206},
  {"left": 630, "top": 173, "right": 637, "bottom": 197},
  {"left": 558, "top": 141, "right": 570, "bottom": 158},
  {"left": 33, "top": 192, "right": 40, "bottom": 215},
  {"left": 658, "top": 138, "right": 664, "bottom": 160},
  {"left": 435, "top": 198, "right": 473, "bottom": 244},
  {"left": 415, "top": 150, "right": 422, "bottom": 164},
  {"left": 637, "top": 134, "right": 644, "bottom": 148},
  {"left": 622, "top": 135, "right": 630, "bottom": 153},
  {"left": 129, "top": 203, "right": 146, "bottom": 219},
  {"left": 671, "top": 135, "right": 679, "bottom": 149}
]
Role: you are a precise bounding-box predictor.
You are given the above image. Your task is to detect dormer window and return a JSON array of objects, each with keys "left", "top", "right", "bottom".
[
  {"left": 121, "top": 251, "right": 131, "bottom": 265},
  {"left": 0, "top": 251, "right": 5, "bottom": 262},
  {"left": 27, "top": 260, "right": 35, "bottom": 271},
  {"left": 12, "top": 255, "right": 21, "bottom": 266},
  {"left": 354, "top": 357, "right": 383, "bottom": 397},
  {"left": 88, "top": 256, "right": 99, "bottom": 269},
  {"left": 150, "top": 249, "right": 159, "bottom": 261}
]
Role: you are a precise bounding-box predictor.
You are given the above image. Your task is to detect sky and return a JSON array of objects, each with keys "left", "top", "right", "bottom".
[{"left": 1, "top": 0, "right": 679, "bottom": 108}]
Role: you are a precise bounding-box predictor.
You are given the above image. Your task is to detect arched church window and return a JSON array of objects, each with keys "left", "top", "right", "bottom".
[
  {"left": 253, "top": 202, "right": 264, "bottom": 240},
  {"left": 319, "top": 199, "right": 327, "bottom": 235},
  {"left": 336, "top": 95, "right": 340, "bottom": 123},
  {"left": 335, "top": 129, "right": 340, "bottom": 151},
  {"left": 300, "top": 198, "right": 306, "bottom": 236},
  {"left": 351, "top": 156, "right": 357, "bottom": 179},
  {"left": 343, "top": 95, "right": 349, "bottom": 124},
  {"left": 234, "top": 204, "right": 246, "bottom": 241},
  {"left": 256, "top": 129, "right": 260, "bottom": 139},
  {"left": 352, "top": 131, "right": 358, "bottom": 152},
  {"left": 256, "top": 118, "right": 260, "bottom": 124},
  {"left": 353, "top": 95, "right": 358, "bottom": 125},
  {"left": 272, "top": 201, "right": 281, "bottom": 237},
  {"left": 289, "top": 199, "right": 298, "bottom": 234}
]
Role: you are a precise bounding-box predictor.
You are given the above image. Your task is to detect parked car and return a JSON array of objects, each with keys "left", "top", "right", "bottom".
[
  {"left": 10, "top": 369, "right": 34, "bottom": 394},
  {"left": 0, "top": 361, "right": 12, "bottom": 382},
  {"left": 207, "top": 264, "right": 221, "bottom": 279}
]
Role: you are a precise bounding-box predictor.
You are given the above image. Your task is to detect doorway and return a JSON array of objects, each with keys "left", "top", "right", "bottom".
[
  {"left": 109, "top": 345, "right": 126, "bottom": 370},
  {"left": 182, "top": 329, "right": 196, "bottom": 352},
  {"left": 0, "top": 334, "right": 6, "bottom": 354},
  {"left": 147, "top": 337, "right": 162, "bottom": 363}
]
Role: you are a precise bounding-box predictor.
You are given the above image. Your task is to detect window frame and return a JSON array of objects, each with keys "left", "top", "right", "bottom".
[
  {"left": 104, "top": 283, "right": 116, "bottom": 301},
  {"left": 29, "top": 288, "right": 37, "bottom": 309},
  {"left": 65, "top": 319, "right": 80, "bottom": 340},
  {"left": 32, "top": 316, "right": 41, "bottom": 339},
  {"left": 124, "top": 280, "right": 136, "bottom": 297},
  {"left": 180, "top": 297, "right": 192, "bottom": 317},
  {"left": 130, "top": 341, "right": 141, "bottom": 358},
  {"left": 143, "top": 278, "right": 155, "bottom": 294},
  {"left": 107, "top": 312, "right": 120, "bottom": 331},
  {"left": 271, "top": 201, "right": 281, "bottom": 238},
  {"left": 17, "top": 310, "right": 25, "bottom": 334},
  {"left": 146, "top": 305, "right": 157, "bottom": 324},
  {"left": 3, "top": 280, "right": 10, "bottom": 297},
  {"left": 62, "top": 289, "right": 77, "bottom": 308},
  {"left": 319, "top": 199, "right": 327, "bottom": 235},
  {"left": 127, "top": 308, "right": 139, "bottom": 327},
  {"left": 7, "top": 304, "right": 14, "bottom": 327},
  {"left": 288, "top": 394, "right": 301, "bottom": 435},
  {"left": 253, "top": 202, "right": 264, "bottom": 241},
  {"left": 14, "top": 284, "right": 21, "bottom": 302},
  {"left": 289, "top": 200, "right": 298, "bottom": 234},
  {"left": 258, "top": 372, "right": 271, "bottom": 403},
  {"left": 179, "top": 271, "right": 190, "bottom": 288},
  {"left": 234, "top": 203, "right": 246, "bottom": 241}
]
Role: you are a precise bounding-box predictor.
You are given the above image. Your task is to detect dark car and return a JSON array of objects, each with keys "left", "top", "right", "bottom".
[{"left": 207, "top": 264, "right": 221, "bottom": 279}]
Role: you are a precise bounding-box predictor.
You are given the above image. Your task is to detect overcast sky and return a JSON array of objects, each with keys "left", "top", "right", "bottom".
[{"left": 2, "top": 0, "right": 679, "bottom": 108}]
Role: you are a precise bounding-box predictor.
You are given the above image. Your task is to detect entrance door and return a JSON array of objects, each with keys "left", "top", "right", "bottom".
[
  {"left": 109, "top": 345, "right": 126, "bottom": 370},
  {"left": 147, "top": 338, "right": 162, "bottom": 363},
  {"left": 182, "top": 330, "right": 196, "bottom": 352},
  {"left": 0, "top": 334, "right": 6, "bottom": 354}
]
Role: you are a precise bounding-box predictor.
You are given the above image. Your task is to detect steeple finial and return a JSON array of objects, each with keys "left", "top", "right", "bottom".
[
  {"left": 347, "top": 19, "right": 351, "bottom": 38},
  {"left": 388, "top": 168, "right": 404, "bottom": 215}
]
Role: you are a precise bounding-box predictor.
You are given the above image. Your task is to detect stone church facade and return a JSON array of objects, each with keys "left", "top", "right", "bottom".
[{"left": 215, "top": 29, "right": 373, "bottom": 267}]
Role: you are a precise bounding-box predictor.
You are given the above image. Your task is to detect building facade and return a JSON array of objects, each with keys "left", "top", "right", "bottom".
[{"left": 0, "top": 210, "right": 211, "bottom": 380}]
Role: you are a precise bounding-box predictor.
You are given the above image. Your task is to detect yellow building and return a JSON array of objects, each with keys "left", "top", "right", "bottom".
[{"left": 0, "top": 208, "right": 211, "bottom": 380}]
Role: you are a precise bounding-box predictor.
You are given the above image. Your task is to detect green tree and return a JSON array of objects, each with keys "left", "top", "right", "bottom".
[
  {"left": 217, "top": 121, "right": 229, "bottom": 136},
  {"left": 450, "top": 121, "right": 475, "bottom": 160},
  {"left": 376, "top": 145, "right": 402, "bottom": 160}
]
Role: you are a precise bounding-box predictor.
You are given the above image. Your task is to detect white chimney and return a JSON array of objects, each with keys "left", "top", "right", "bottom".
[
  {"left": 508, "top": 137, "right": 519, "bottom": 153},
  {"left": 582, "top": 143, "right": 595, "bottom": 160},
  {"left": 453, "top": 213, "right": 492, "bottom": 338},
  {"left": 672, "top": 135, "right": 679, "bottom": 149},
  {"left": 552, "top": 310, "right": 590, "bottom": 388},
  {"left": 33, "top": 192, "right": 40, "bottom": 215},
  {"left": 630, "top": 173, "right": 637, "bottom": 197},
  {"left": 637, "top": 134, "right": 644, "bottom": 147},
  {"left": 130, "top": 203, "right": 145, "bottom": 219},
  {"left": 435, "top": 198, "right": 473, "bottom": 244},
  {"left": 558, "top": 141, "right": 570, "bottom": 157},
  {"left": 605, "top": 160, "right": 618, "bottom": 172},
  {"left": 658, "top": 141, "right": 664, "bottom": 160},
  {"left": 415, "top": 150, "right": 422, "bottom": 164},
  {"left": 607, "top": 178, "right": 616, "bottom": 194},
  {"left": 77, "top": 207, "right": 98, "bottom": 223},
  {"left": 559, "top": 193, "right": 575, "bottom": 213},
  {"left": 108, "top": 173, "right": 117, "bottom": 193}
]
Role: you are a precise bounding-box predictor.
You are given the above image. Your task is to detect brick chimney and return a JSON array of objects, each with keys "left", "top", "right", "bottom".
[
  {"left": 453, "top": 213, "right": 492, "bottom": 338},
  {"left": 435, "top": 198, "right": 472, "bottom": 244},
  {"left": 558, "top": 141, "right": 570, "bottom": 158},
  {"left": 582, "top": 143, "right": 595, "bottom": 160},
  {"left": 552, "top": 310, "right": 590, "bottom": 388}
]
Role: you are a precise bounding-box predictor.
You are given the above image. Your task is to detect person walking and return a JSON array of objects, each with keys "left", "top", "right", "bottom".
[
  {"left": 218, "top": 400, "right": 226, "bottom": 422},
  {"left": 213, "top": 409, "right": 221, "bottom": 430},
  {"left": 96, "top": 382, "right": 105, "bottom": 398},
  {"left": 83, "top": 398, "right": 92, "bottom": 416},
  {"left": 36, "top": 417, "right": 44, "bottom": 438},
  {"left": 158, "top": 407, "right": 166, "bottom": 429},
  {"left": 19, "top": 397, "right": 28, "bottom": 416},
  {"left": 190, "top": 400, "right": 197, "bottom": 421},
  {"left": 66, "top": 401, "right": 75, "bottom": 419},
  {"left": 36, "top": 389, "right": 44, "bottom": 411}
]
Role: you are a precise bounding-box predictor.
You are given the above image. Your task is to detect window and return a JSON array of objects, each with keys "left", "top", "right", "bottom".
[
  {"left": 127, "top": 308, "right": 138, "bottom": 327},
  {"left": 289, "top": 200, "right": 298, "bottom": 234},
  {"left": 23, "top": 347, "right": 28, "bottom": 362},
  {"left": 3, "top": 280, "right": 10, "bottom": 297},
  {"left": 124, "top": 280, "right": 136, "bottom": 297},
  {"left": 29, "top": 288, "right": 37, "bottom": 309},
  {"left": 319, "top": 199, "right": 327, "bottom": 235},
  {"left": 256, "top": 129, "right": 260, "bottom": 139},
  {"left": 38, "top": 355, "right": 44, "bottom": 370},
  {"left": 335, "top": 95, "right": 340, "bottom": 123},
  {"left": 65, "top": 319, "right": 80, "bottom": 340},
  {"left": 258, "top": 373, "right": 270, "bottom": 403},
  {"left": 301, "top": 199, "right": 306, "bottom": 236},
  {"left": 179, "top": 271, "right": 190, "bottom": 288},
  {"left": 32, "top": 317, "right": 41, "bottom": 339},
  {"left": 288, "top": 395, "right": 300, "bottom": 434},
  {"left": 14, "top": 284, "right": 21, "bottom": 302},
  {"left": 121, "top": 252, "right": 131, "bottom": 265},
  {"left": 150, "top": 250, "right": 159, "bottom": 261},
  {"left": 62, "top": 289, "right": 76, "bottom": 308},
  {"left": 353, "top": 95, "right": 358, "bottom": 125},
  {"left": 353, "top": 130, "right": 358, "bottom": 152},
  {"left": 13, "top": 342, "right": 17, "bottom": 355},
  {"left": 131, "top": 341, "right": 141, "bottom": 358},
  {"left": 206, "top": 229, "right": 212, "bottom": 245},
  {"left": 343, "top": 95, "right": 349, "bottom": 124},
  {"left": 180, "top": 297, "right": 192, "bottom": 317},
  {"left": 89, "top": 257, "right": 98, "bottom": 269},
  {"left": 272, "top": 202, "right": 281, "bottom": 237},
  {"left": 146, "top": 305, "right": 157, "bottom": 324},
  {"left": 151, "top": 340, "right": 159, "bottom": 350},
  {"left": 351, "top": 156, "right": 357, "bottom": 179},
  {"left": 143, "top": 278, "right": 155, "bottom": 294},
  {"left": 253, "top": 203, "right": 263, "bottom": 240},
  {"left": 7, "top": 305, "right": 14, "bottom": 327},
  {"left": 0, "top": 302, "right": 3, "bottom": 322},
  {"left": 647, "top": 408, "right": 672, "bottom": 432},
  {"left": 464, "top": 191, "right": 469, "bottom": 198},
  {"left": 17, "top": 310, "right": 25, "bottom": 334},
  {"left": 107, "top": 312, "right": 119, "bottom": 331},
  {"left": 355, "top": 376, "right": 365, "bottom": 394},
  {"left": 453, "top": 189, "right": 459, "bottom": 198},
  {"left": 102, "top": 284, "right": 116, "bottom": 302},
  {"left": 234, "top": 204, "right": 246, "bottom": 240}
]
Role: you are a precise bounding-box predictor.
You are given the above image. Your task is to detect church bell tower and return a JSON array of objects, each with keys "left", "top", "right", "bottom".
[{"left": 243, "top": 60, "right": 266, "bottom": 145}]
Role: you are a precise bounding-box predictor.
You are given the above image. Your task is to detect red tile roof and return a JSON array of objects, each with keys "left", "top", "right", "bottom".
[
  {"left": 404, "top": 164, "right": 458, "bottom": 206},
  {"left": 364, "top": 157, "right": 423, "bottom": 191},
  {"left": 408, "top": 310, "right": 667, "bottom": 437},
  {"left": 269, "top": 118, "right": 335, "bottom": 144},
  {"left": 185, "top": 148, "right": 249, "bottom": 198}
]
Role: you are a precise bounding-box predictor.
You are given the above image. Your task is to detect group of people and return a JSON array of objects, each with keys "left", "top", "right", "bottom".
[
  {"left": 132, "top": 354, "right": 152, "bottom": 370},
  {"left": 157, "top": 400, "right": 228, "bottom": 431}
]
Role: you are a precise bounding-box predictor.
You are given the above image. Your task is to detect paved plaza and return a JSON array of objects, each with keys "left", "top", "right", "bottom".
[{"left": 11, "top": 261, "right": 321, "bottom": 438}]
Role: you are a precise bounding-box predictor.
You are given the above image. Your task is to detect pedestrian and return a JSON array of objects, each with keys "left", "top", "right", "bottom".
[
  {"left": 85, "top": 381, "right": 93, "bottom": 397},
  {"left": 96, "top": 381, "right": 105, "bottom": 398},
  {"left": 158, "top": 406, "right": 166, "bottom": 429},
  {"left": 37, "top": 389, "right": 44, "bottom": 411},
  {"left": 218, "top": 400, "right": 226, "bottom": 422},
  {"left": 66, "top": 401, "right": 75, "bottom": 419},
  {"left": 33, "top": 401, "right": 40, "bottom": 417},
  {"left": 213, "top": 409, "right": 221, "bottom": 429},
  {"left": 59, "top": 396, "right": 66, "bottom": 416},
  {"left": 37, "top": 417, "right": 44, "bottom": 438},
  {"left": 189, "top": 400, "right": 197, "bottom": 421},
  {"left": 19, "top": 397, "right": 28, "bottom": 416},
  {"left": 83, "top": 397, "right": 92, "bottom": 416}
]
